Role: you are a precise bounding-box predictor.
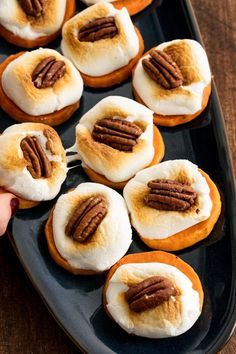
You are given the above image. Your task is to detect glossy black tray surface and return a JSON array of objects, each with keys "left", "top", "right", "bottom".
[{"left": 1, "top": 0, "right": 236, "bottom": 353}]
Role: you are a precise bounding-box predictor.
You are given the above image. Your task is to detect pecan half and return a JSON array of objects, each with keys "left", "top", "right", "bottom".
[
  {"left": 92, "top": 118, "right": 143, "bottom": 152},
  {"left": 125, "top": 276, "right": 177, "bottom": 313},
  {"left": 142, "top": 49, "right": 183, "bottom": 89},
  {"left": 65, "top": 196, "right": 108, "bottom": 242},
  {"left": 78, "top": 17, "right": 118, "bottom": 42},
  {"left": 144, "top": 179, "right": 197, "bottom": 211},
  {"left": 21, "top": 136, "right": 52, "bottom": 179},
  {"left": 32, "top": 56, "right": 66, "bottom": 89},
  {"left": 19, "top": 0, "right": 46, "bottom": 17}
]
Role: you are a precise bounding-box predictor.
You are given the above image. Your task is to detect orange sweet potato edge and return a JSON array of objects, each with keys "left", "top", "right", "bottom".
[
  {"left": 139, "top": 170, "right": 221, "bottom": 251},
  {"left": 114, "top": 0, "right": 153, "bottom": 16},
  {"left": 0, "top": 52, "right": 80, "bottom": 126}
]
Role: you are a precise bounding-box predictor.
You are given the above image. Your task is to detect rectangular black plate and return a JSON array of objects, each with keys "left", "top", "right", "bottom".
[{"left": 1, "top": 0, "right": 236, "bottom": 353}]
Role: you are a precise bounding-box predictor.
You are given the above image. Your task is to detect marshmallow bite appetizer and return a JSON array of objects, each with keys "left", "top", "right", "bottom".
[
  {"left": 0, "top": 48, "right": 83, "bottom": 126},
  {"left": 123, "top": 160, "right": 221, "bottom": 251},
  {"left": 0, "top": 0, "right": 76, "bottom": 48},
  {"left": 61, "top": 2, "right": 144, "bottom": 88},
  {"left": 0, "top": 123, "right": 67, "bottom": 209},
  {"left": 45, "top": 183, "right": 132, "bottom": 275},
  {"left": 103, "top": 251, "right": 204, "bottom": 337},
  {"left": 133, "top": 39, "right": 212, "bottom": 126},
  {"left": 70, "top": 96, "right": 165, "bottom": 189},
  {"left": 81, "top": 0, "right": 154, "bottom": 16}
]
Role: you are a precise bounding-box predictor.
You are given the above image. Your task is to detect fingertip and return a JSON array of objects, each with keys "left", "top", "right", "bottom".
[{"left": 10, "top": 198, "right": 19, "bottom": 217}]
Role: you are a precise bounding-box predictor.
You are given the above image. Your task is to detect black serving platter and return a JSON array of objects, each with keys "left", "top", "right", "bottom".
[{"left": 1, "top": 0, "right": 236, "bottom": 353}]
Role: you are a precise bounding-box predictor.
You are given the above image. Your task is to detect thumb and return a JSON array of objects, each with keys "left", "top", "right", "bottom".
[{"left": 0, "top": 193, "right": 19, "bottom": 236}]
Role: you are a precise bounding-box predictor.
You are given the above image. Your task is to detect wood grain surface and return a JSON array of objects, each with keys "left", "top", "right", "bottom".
[
  {"left": 0, "top": 0, "right": 235, "bottom": 353},
  {"left": 192, "top": 2, "right": 236, "bottom": 353},
  {"left": 193, "top": 0, "right": 236, "bottom": 174}
]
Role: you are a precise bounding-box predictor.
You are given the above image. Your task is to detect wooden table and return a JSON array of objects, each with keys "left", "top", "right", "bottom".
[
  {"left": 0, "top": 1, "right": 235, "bottom": 353},
  {"left": 192, "top": 4, "right": 236, "bottom": 354}
]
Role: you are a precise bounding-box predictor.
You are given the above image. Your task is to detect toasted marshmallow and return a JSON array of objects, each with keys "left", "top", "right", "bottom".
[
  {"left": 1, "top": 48, "right": 83, "bottom": 116},
  {"left": 105, "top": 262, "right": 201, "bottom": 337},
  {"left": 0, "top": 0, "right": 66, "bottom": 40},
  {"left": 123, "top": 160, "right": 212, "bottom": 238},
  {"left": 61, "top": 2, "right": 139, "bottom": 76},
  {"left": 72, "top": 96, "right": 155, "bottom": 183},
  {"left": 52, "top": 183, "right": 132, "bottom": 271},
  {"left": 0, "top": 123, "right": 67, "bottom": 201},
  {"left": 133, "top": 39, "right": 211, "bottom": 115}
]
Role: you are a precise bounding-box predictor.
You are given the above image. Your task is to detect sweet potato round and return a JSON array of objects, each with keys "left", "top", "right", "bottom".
[
  {"left": 45, "top": 208, "right": 102, "bottom": 275},
  {"left": 113, "top": 0, "right": 153, "bottom": 16},
  {"left": 0, "top": 0, "right": 76, "bottom": 48},
  {"left": 0, "top": 52, "right": 80, "bottom": 126},
  {"left": 132, "top": 46, "right": 211, "bottom": 127}
]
